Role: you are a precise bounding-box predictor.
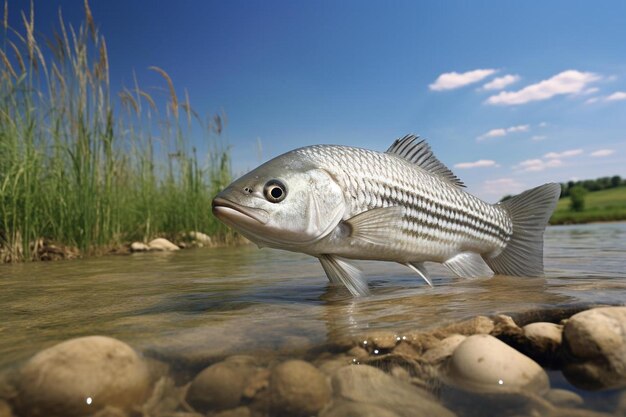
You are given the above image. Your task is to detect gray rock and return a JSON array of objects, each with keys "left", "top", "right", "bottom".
[
  {"left": 544, "top": 388, "right": 584, "bottom": 408},
  {"left": 14, "top": 336, "right": 151, "bottom": 417},
  {"left": 332, "top": 365, "right": 456, "bottom": 417},
  {"left": 130, "top": 242, "right": 150, "bottom": 252},
  {"left": 269, "top": 360, "right": 331, "bottom": 417},
  {"left": 148, "top": 238, "right": 180, "bottom": 251},
  {"left": 422, "top": 334, "right": 466, "bottom": 364},
  {"left": 320, "top": 401, "right": 401, "bottom": 417},
  {"left": 562, "top": 306, "right": 626, "bottom": 390},
  {"left": 443, "top": 334, "right": 549, "bottom": 394},
  {"left": 186, "top": 360, "right": 256, "bottom": 411}
]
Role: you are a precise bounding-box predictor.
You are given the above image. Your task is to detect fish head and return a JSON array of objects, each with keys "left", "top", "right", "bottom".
[{"left": 212, "top": 153, "right": 346, "bottom": 247}]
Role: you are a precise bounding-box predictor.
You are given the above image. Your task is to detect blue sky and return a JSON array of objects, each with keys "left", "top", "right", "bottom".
[{"left": 10, "top": 0, "right": 626, "bottom": 200}]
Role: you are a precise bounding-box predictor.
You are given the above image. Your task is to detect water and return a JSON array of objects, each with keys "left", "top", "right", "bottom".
[{"left": 1, "top": 222, "right": 625, "bottom": 372}]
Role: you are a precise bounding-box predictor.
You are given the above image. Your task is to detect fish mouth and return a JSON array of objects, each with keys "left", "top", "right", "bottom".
[{"left": 212, "top": 197, "right": 269, "bottom": 225}]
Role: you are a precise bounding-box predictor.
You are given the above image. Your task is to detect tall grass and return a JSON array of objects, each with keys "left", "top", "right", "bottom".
[{"left": 0, "top": 1, "right": 233, "bottom": 262}]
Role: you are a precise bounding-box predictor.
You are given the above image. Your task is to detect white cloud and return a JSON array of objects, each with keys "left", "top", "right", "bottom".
[
  {"left": 429, "top": 69, "right": 497, "bottom": 91},
  {"left": 590, "top": 149, "right": 615, "bottom": 157},
  {"left": 543, "top": 149, "right": 583, "bottom": 159},
  {"left": 514, "top": 158, "right": 563, "bottom": 172},
  {"left": 477, "top": 124, "right": 529, "bottom": 141},
  {"left": 581, "top": 87, "right": 600, "bottom": 95},
  {"left": 454, "top": 159, "right": 499, "bottom": 169},
  {"left": 485, "top": 70, "right": 602, "bottom": 105},
  {"left": 482, "top": 74, "right": 520, "bottom": 90},
  {"left": 482, "top": 178, "right": 525, "bottom": 196},
  {"left": 507, "top": 125, "right": 530, "bottom": 133},
  {"left": 606, "top": 91, "right": 626, "bottom": 102},
  {"left": 530, "top": 135, "right": 547, "bottom": 141}
]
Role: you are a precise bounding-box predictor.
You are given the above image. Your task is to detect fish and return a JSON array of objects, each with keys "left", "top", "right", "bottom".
[{"left": 212, "top": 134, "right": 561, "bottom": 296}]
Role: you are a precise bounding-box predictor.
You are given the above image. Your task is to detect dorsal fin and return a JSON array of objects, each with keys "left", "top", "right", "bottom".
[{"left": 386, "top": 134, "right": 465, "bottom": 188}]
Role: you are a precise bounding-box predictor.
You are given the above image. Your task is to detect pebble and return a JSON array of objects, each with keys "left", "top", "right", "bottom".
[
  {"left": 422, "top": 334, "right": 466, "bottom": 364},
  {"left": 346, "top": 346, "right": 369, "bottom": 360},
  {"left": 320, "top": 401, "right": 402, "bottom": 417},
  {"left": 186, "top": 360, "right": 256, "bottom": 411},
  {"left": 562, "top": 306, "right": 626, "bottom": 390},
  {"left": 491, "top": 314, "right": 523, "bottom": 338},
  {"left": 269, "top": 360, "right": 331, "bottom": 417},
  {"left": 148, "top": 238, "right": 180, "bottom": 251},
  {"left": 443, "top": 334, "right": 549, "bottom": 394},
  {"left": 362, "top": 330, "right": 398, "bottom": 349},
  {"left": 332, "top": 365, "right": 455, "bottom": 417},
  {"left": 544, "top": 388, "right": 584, "bottom": 408},
  {"left": 130, "top": 242, "right": 150, "bottom": 252},
  {"left": 522, "top": 322, "right": 564, "bottom": 364},
  {"left": 14, "top": 336, "right": 151, "bottom": 417},
  {"left": 401, "top": 331, "right": 440, "bottom": 353}
]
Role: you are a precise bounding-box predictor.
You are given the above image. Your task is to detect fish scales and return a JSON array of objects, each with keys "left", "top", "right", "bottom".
[
  {"left": 295, "top": 145, "right": 511, "bottom": 261},
  {"left": 212, "top": 134, "right": 561, "bottom": 296}
]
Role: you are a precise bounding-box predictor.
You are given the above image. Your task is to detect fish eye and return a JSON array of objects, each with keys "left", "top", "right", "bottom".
[{"left": 264, "top": 179, "right": 287, "bottom": 203}]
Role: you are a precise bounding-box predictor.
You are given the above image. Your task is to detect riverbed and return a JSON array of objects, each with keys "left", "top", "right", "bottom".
[{"left": 1, "top": 222, "right": 625, "bottom": 415}]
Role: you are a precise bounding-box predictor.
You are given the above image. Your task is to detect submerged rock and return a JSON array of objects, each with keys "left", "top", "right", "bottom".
[
  {"left": 562, "top": 306, "right": 626, "bottom": 390},
  {"left": 422, "top": 334, "right": 466, "bottom": 364},
  {"left": 14, "top": 336, "right": 151, "bottom": 417},
  {"left": 433, "top": 316, "right": 494, "bottom": 338},
  {"left": 443, "top": 334, "right": 549, "bottom": 394},
  {"left": 521, "top": 322, "right": 564, "bottom": 365},
  {"left": 186, "top": 359, "right": 256, "bottom": 412},
  {"left": 148, "top": 238, "right": 180, "bottom": 251},
  {"left": 332, "top": 365, "right": 456, "bottom": 417},
  {"left": 269, "top": 360, "right": 331, "bottom": 417}
]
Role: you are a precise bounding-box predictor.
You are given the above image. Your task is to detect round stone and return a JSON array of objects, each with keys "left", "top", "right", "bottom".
[
  {"left": 562, "top": 307, "right": 626, "bottom": 390},
  {"left": 14, "top": 336, "right": 151, "bottom": 417},
  {"left": 269, "top": 360, "right": 331, "bottom": 417},
  {"left": 444, "top": 334, "right": 549, "bottom": 394},
  {"left": 186, "top": 360, "right": 256, "bottom": 411}
]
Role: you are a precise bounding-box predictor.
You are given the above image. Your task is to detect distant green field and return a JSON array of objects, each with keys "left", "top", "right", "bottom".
[{"left": 550, "top": 186, "right": 626, "bottom": 225}]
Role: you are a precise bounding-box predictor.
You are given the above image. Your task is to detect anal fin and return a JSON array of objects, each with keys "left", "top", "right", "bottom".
[
  {"left": 444, "top": 252, "right": 494, "bottom": 278},
  {"left": 319, "top": 255, "right": 369, "bottom": 297},
  {"left": 403, "top": 262, "right": 433, "bottom": 287}
]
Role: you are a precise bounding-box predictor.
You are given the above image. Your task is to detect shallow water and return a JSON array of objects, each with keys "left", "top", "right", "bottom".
[{"left": 1, "top": 222, "right": 625, "bottom": 373}]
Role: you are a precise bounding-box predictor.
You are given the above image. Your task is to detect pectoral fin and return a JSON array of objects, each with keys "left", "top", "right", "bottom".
[
  {"left": 403, "top": 262, "right": 433, "bottom": 287},
  {"left": 319, "top": 255, "right": 369, "bottom": 297},
  {"left": 344, "top": 206, "right": 404, "bottom": 246},
  {"left": 444, "top": 252, "right": 494, "bottom": 278}
]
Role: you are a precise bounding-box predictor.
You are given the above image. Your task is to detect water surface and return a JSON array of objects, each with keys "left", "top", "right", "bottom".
[{"left": 1, "top": 222, "right": 625, "bottom": 370}]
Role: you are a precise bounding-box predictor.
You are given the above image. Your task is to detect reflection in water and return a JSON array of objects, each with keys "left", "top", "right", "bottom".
[{"left": 0, "top": 223, "right": 625, "bottom": 370}]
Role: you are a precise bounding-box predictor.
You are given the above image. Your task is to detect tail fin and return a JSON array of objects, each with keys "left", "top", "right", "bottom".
[{"left": 484, "top": 183, "right": 561, "bottom": 277}]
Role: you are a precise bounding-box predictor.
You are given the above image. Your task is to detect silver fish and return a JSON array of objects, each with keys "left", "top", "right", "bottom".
[{"left": 212, "top": 134, "right": 560, "bottom": 296}]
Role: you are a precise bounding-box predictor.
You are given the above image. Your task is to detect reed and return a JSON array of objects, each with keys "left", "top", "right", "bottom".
[{"left": 0, "top": 1, "right": 233, "bottom": 262}]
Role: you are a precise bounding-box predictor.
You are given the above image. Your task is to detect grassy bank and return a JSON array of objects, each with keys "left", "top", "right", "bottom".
[
  {"left": 0, "top": 2, "right": 233, "bottom": 262},
  {"left": 550, "top": 186, "right": 626, "bottom": 225}
]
